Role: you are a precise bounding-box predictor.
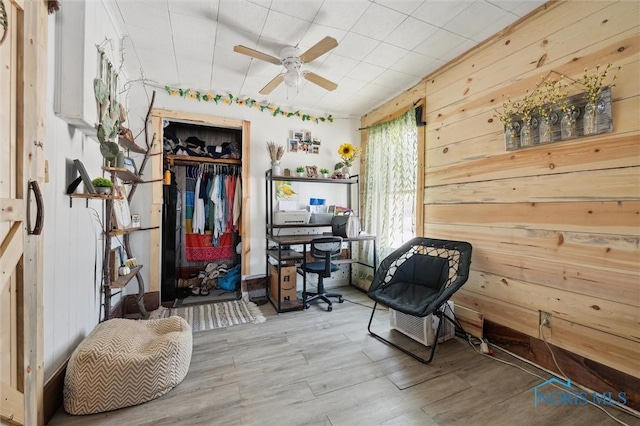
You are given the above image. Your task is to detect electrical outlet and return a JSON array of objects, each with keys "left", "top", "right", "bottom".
[{"left": 540, "top": 311, "right": 552, "bottom": 328}]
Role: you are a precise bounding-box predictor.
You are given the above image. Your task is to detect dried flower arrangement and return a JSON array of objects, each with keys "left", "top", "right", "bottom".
[
  {"left": 266, "top": 141, "right": 284, "bottom": 162},
  {"left": 578, "top": 63, "right": 620, "bottom": 105}
]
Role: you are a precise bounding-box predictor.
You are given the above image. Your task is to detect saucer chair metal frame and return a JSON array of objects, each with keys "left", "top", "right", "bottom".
[{"left": 367, "top": 237, "right": 473, "bottom": 364}]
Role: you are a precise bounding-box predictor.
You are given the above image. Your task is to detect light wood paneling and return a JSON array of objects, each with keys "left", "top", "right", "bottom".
[
  {"left": 451, "top": 289, "right": 540, "bottom": 337},
  {"left": 426, "top": 132, "right": 640, "bottom": 186},
  {"left": 417, "top": 1, "right": 640, "bottom": 382},
  {"left": 424, "top": 224, "right": 640, "bottom": 272},
  {"left": 464, "top": 271, "right": 639, "bottom": 341},
  {"left": 426, "top": 201, "right": 640, "bottom": 235},
  {"left": 469, "top": 251, "right": 640, "bottom": 308},
  {"left": 427, "top": 166, "right": 640, "bottom": 204},
  {"left": 454, "top": 304, "right": 483, "bottom": 339},
  {"left": 545, "top": 317, "right": 640, "bottom": 379}
]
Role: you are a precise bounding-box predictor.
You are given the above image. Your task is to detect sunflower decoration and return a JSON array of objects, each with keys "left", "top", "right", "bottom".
[{"left": 335, "top": 142, "right": 362, "bottom": 170}]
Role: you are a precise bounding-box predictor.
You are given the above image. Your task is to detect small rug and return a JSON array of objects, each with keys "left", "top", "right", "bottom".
[{"left": 148, "top": 296, "right": 266, "bottom": 332}]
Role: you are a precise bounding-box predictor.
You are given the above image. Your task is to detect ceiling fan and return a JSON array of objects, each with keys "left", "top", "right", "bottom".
[{"left": 233, "top": 36, "right": 339, "bottom": 95}]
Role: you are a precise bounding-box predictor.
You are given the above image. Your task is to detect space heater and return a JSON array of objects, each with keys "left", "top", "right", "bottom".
[{"left": 389, "top": 301, "right": 455, "bottom": 347}]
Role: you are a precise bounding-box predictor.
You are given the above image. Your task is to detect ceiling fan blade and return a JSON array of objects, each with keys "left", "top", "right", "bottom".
[
  {"left": 299, "top": 36, "right": 338, "bottom": 63},
  {"left": 304, "top": 72, "right": 338, "bottom": 91},
  {"left": 259, "top": 74, "right": 285, "bottom": 95},
  {"left": 233, "top": 45, "right": 281, "bottom": 65}
]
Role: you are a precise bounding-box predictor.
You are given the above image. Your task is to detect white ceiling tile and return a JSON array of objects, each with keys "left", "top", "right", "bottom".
[
  {"left": 218, "top": 0, "right": 269, "bottom": 37},
  {"left": 374, "top": 69, "right": 420, "bottom": 90},
  {"left": 321, "top": 53, "right": 360, "bottom": 78},
  {"left": 332, "top": 32, "right": 380, "bottom": 62},
  {"left": 215, "top": 25, "right": 259, "bottom": 51},
  {"left": 297, "top": 24, "right": 347, "bottom": 53},
  {"left": 214, "top": 50, "right": 253, "bottom": 74},
  {"left": 444, "top": 1, "right": 509, "bottom": 39},
  {"left": 167, "top": 0, "right": 219, "bottom": 19},
  {"left": 384, "top": 17, "right": 439, "bottom": 50},
  {"left": 374, "top": 0, "right": 426, "bottom": 15},
  {"left": 391, "top": 51, "right": 443, "bottom": 76},
  {"left": 413, "top": 28, "right": 468, "bottom": 60},
  {"left": 177, "top": 57, "right": 214, "bottom": 89},
  {"left": 448, "top": 38, "right": 477, "bottom": 58},
  {"left": 211, "top": 67, "right": 246, "bottom": 93},
  {"left": 363, "top": 42, "right": 410, "bottom": 69},
  {"left": 357, "top": 82, "right": 399, "bottom": 101},
  {"left": 351, "top": 3, "right": 407, "bottom": 41},
  {"left": 170, "top": 11, "right": 217, "bottom": 42},
  {"left": 261, "top": 10, "right": 312, "bottom": 45},
  {"left": 508, "top": 0, "right": 546, "bottom": 17},
  {"left": 347, "top": 62, "right": 386, "bottom": 83},
  {"left": 117, "top": 1, "right": 171, "bottom": 32},
  {"left": 488, "top": 0, "right": 545, "bottom": 17},
  {"left": 313, "top": 0, "right": 371, "bottom": 31},
  {"left": 338, "top": 94, "right": 383, "bottom": 116},
  {"left": 471, "top": 11, "right": 519, "bottom": 42},
  {"left": 174, "top": 37, "right": 215, "bottom": 64},
  {"left": 126, "top": 25, "right": 174, "bottom": 55},
  {"left": 136, "top": 49, "right": 179, "bottom": 85},
  {"left": 412, "top": 0, "right": 473, "bottom": 28},
  {"left": 116, "top": 0, "right": 537, "bottom": 117},
  {"left": 247, "top": 57, "right": 283, "bottom": 78},
  {"left": 268, "top": 0, "right": 324, "bottom": 22}
]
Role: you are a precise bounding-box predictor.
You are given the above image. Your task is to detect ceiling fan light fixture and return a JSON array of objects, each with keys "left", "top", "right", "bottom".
[{"left": 284, "top": 70, "right": 303, "bottom": 88}]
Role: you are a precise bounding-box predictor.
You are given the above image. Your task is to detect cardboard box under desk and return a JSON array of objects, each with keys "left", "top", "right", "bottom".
[{"left": 269, "top": 264, "right": 298, "bottom": 303}]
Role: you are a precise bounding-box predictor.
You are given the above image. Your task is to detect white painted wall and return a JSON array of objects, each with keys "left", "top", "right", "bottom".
[
  {"left": 43, "top": 1, "right": 129, "bottom": 378},
  {"left": 42, "top": 2, "right": 360, "bottom": 379},
  {"left": 126, "top": 84, "right": 360, "bottom": 285}
]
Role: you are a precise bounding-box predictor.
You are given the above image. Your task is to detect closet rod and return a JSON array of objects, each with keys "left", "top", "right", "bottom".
[{"left": 165, "top": 154, "right": 241, "bottom": 167}]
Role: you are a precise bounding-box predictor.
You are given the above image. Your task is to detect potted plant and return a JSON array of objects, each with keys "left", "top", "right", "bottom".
[
  {"left": 92, "top": 177, "right": 113, "bottom": 195},
  {"left": 295, "top": 166, "right": 305, "bottom": 177},
  {"left": 320, "top": 168, "right": 330, "bottom": 179}
]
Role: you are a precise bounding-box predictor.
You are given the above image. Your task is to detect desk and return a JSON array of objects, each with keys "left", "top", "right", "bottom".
[{"left": 265, "top": 233, "right": 377, "bottom": 312}]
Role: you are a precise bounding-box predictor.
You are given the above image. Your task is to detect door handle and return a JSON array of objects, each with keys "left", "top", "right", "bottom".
[{"left": 27, "top": 180, "right": 44, "bottom": 235}]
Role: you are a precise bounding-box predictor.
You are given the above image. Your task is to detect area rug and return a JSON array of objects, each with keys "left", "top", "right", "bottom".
[{"left": 148, "top": 296, "right": 266, "bottom": 332}]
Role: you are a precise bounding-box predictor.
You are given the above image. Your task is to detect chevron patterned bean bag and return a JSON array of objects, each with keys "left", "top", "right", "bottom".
[{"left": 64, "top": 316, "right": 192, "bottom": 415}]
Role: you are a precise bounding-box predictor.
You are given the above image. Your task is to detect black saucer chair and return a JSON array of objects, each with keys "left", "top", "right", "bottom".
[
  {"left": 303, "top": 236, "right": 344, "bottom": 312},
  {"left": 367, "top": 237, "right": 473, "bottom": 363}
]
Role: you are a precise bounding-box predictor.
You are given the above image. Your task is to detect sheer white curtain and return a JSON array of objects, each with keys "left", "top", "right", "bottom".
[{"left": 362, "top": 108, "right": 418, "bottom": 264}]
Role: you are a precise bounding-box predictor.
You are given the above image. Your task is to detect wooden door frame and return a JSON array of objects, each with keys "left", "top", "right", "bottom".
[
  {"left": 1, "top": 0, "right": 46, "bottom": 425},
  {"left": 148, "top": 109, "right": 250, "bottom": 305}
]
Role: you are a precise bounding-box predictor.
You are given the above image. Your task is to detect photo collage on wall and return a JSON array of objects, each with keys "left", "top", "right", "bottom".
[{"left": 289, "top": 130, "right": 321, "bottom": 154}]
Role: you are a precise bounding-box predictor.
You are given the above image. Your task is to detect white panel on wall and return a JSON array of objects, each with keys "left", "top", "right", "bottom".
[{"left": 53, "top": 0, "right": 124, "bottom": 139}]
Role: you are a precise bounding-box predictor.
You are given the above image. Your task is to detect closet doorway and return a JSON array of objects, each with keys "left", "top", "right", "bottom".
[{"left": 150, "top": 110, "right": 250, "bottom": 305}]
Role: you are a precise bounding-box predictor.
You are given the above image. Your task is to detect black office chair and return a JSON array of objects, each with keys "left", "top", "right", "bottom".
[
  {"left": 303, "top": 236, "right": 344, "bottom": 312},
  {"left": 367, "top": 237, "right": 473, "bottom": 363}
]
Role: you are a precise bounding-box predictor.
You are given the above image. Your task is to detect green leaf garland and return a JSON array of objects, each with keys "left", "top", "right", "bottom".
[{"left": 164, "top": 85, "right": 334, "bottom": 124}]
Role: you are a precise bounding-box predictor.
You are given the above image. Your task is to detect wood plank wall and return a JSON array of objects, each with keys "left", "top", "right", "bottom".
[{"left": 363, "top": 0, "right": 640, "bottom": 385}]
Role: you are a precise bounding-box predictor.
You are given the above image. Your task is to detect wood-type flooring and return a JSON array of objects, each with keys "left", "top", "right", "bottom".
[{"left": 49, "top": 286, "right": 638, "bottom": 425}]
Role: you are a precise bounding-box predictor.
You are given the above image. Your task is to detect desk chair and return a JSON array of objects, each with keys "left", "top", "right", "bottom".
[{"left": 303, "top": 236, "right": 344, "bottom": 312}]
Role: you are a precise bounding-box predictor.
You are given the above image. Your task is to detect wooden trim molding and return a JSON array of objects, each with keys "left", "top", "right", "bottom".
[
  {"left": 124, "top": 291, "right": 160, "bottom": 316},
  {"left": 485, "top": 320, "right": 640, "bottom": 411},
  {"left": 43, "top": 358, "right": 68, "bottom": 424}
]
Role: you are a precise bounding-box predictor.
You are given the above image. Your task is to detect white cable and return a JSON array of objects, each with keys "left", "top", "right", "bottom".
[
  {"left": 539, "top": 323, "right": 568, "bottom": 378},
  {"left": 466, "top": 335, "right": 637, "bottom": 425}
]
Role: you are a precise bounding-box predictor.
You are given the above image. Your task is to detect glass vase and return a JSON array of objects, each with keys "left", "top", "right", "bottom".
[
  {"left": 583, "top": 102, "right": 597, "bottom": 135},
  {"left": 342, "top": 165, "right": 352, "bottom": 179},
  {"left": 504, "top": 123, "right": 517, "bottom": 150},
  {"left": 520, "top": 123, "right": 533, "bottom": 148},
  {"left": 561, "top": 112, "right": 576, "bottom": 140},
  {"left": 539, "top": 116, "right": 553, "bottom": 144}
]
